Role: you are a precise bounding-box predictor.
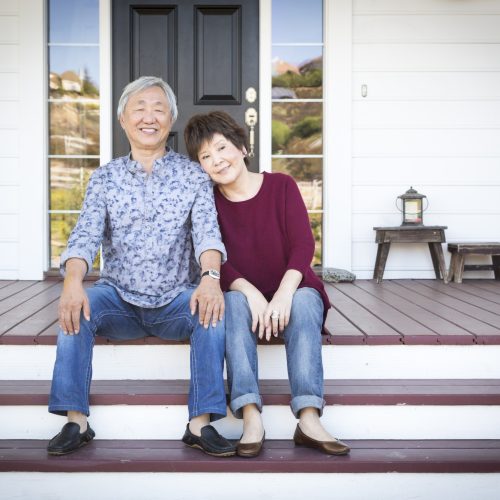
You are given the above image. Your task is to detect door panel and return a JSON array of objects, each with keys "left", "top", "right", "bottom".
[{"left": 112, "top": 0, "right": 259, "bottom": 169}]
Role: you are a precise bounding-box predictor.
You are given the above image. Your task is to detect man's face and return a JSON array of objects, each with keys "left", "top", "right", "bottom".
[{"left": 120, "top": 86, "right": 172, "bottom": 152}]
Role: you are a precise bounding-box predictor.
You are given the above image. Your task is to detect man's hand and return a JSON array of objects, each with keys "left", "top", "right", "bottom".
[
  {"left": 190, "top": 277, "right": 224, "bottom": 328},
  {"left": 58, "top": 258, "right": 89, "bottom": 335}
]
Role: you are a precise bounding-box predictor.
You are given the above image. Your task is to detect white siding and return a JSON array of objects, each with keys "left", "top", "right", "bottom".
[
  {"left": 0, "top": 4, "right": 19, "bottom": 279},
  {"left": 0, "top": 0, "right": 44, "bottom": 279},
  {"left": 351, "top": 0, "right": 500, "bottom": 278}
]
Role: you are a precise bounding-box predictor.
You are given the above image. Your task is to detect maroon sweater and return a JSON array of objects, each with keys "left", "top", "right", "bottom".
[{"left": 215, "top": 172, "right": 330, "bottom": 322}]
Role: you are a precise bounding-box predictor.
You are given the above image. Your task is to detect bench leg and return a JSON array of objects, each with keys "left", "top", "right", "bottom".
[
  {"left": 428, "top": 242, "right": 448, "bottom": 282},
  {"left": 454, "top": 254, "right": 465, "bottom": 283},
  {"left": 493, "top": 255, "right": 500, "bottom": 280},
  {"left": 448, "top": 253, "right": 457, "bottom": 283},
  {"left": 373, "top": 243, "right": 390, "bottom": 283}
]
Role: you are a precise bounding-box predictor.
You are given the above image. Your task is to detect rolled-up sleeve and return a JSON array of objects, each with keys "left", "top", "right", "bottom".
[
  {"left": 191, "top": 179, "right": 227, "bottom": 264},
  {"left": 60, "top": 168, "right": 107, "bottom": 275}
]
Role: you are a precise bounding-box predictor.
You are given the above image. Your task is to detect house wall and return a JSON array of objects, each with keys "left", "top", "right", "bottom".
[
  {"left": 351, "top": 0, "right": 500, "bottom": 278},
  {"left": 0, "top": 0, "right": 45, "bottom": 279},
  {"left": 1, "top": 0, "right": 499, "bottom": 279}
]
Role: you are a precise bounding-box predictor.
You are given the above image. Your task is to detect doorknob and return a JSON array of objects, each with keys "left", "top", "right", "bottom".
[{"left": 245, "top": 107, "right": 257, "bottom": 158}]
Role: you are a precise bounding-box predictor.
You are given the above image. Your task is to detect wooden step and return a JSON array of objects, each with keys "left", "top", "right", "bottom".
[
  {"left": 1, "top": 439, "right": 500, "bottom": 473},
  {"left": 2, "top": 379, "right": 500, "bottom": 406}
]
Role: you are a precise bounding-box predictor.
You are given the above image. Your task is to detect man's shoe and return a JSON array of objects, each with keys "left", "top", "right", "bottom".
[
  {"left": 47, "top": 422, "right": 95, "bottom": 456},
  {"left": 293, "top": 424, "right": 350, "bottom": 456},
  {"left": 182, "top": 424, "right": 236, "bottom": 457},
  {"left": 236, "top": 431, "right": 265, "bottom": 458}
]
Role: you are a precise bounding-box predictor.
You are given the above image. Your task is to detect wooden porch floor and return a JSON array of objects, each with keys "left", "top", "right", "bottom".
[{"left": 1, "top": 279, "right": 500, "bottom": 346}]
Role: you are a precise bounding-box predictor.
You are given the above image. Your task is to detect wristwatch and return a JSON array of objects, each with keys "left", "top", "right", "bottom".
[{"left": 201, "top": 269, "right": 221, "bottom": 280}]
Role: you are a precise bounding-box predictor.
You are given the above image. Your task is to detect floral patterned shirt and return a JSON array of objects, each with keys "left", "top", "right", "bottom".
[{"left": 60, "top": 149, "right": 226, "bottom": 308}]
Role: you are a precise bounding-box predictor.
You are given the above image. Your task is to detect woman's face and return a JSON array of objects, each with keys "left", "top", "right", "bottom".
[{"left": 197, "top": 133, "right": 247, "bottom": 185}]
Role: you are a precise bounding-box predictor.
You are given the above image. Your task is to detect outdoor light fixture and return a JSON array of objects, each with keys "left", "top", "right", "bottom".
[{"left": 396, "top": 187, "right": 428, "bottom": 225}]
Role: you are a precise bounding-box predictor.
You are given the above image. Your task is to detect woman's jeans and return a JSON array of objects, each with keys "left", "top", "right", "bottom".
[
  {"left": 49, "top": 283, "right": 227, "bottom": 421},
  {"left": 225, "top": 287, "right": 325, "bottom": 419}
]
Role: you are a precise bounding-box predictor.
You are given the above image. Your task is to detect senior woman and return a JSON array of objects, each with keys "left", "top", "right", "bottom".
[{"left": 184, "top": 111, "right": 350, "bottom": 458}]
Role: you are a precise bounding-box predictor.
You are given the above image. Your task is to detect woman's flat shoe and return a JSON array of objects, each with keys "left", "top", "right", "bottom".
[
  {"left": 236, "top": 431, "right": 265, "bottom": 458},
  {"left": 293, "top": 424, "right": 350, "bottom": 455}
]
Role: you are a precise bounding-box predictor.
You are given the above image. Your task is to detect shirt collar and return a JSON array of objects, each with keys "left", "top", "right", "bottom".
[{"left": 125, "top": 148, "right": 174, "bottom": 175}]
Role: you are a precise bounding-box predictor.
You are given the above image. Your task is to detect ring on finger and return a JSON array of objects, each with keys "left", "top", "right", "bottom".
[{"left": 271, "top": 310, "right": 279, "bottom": 320}]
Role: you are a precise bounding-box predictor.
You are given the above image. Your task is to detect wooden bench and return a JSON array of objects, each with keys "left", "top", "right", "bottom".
[
  {"left": 447, "top": 243, "right": 500, "bottom": 283},
  {"left": 373, "top": 225, "right": 448, "bottom": 283}
]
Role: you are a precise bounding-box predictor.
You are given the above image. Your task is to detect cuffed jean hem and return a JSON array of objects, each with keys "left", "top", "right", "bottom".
[
  {"left": 189, "top": 406, "right": 227, "bottom": 423},
  {"left": 230, "top": 393, "right": 262, "bottom": 419},
  {"left": 290, "top": 395, "right": 326, "bottom": 419},
  {"left": 48, "top": 405, "right": 90, "bottom": 417}
]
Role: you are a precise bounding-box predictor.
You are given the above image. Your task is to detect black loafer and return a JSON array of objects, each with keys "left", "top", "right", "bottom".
[
  {"left": 47, "top": 422, "right": 95, "bottom": 456},
  {"left": 182, "top": 424, "right": 236, "bottom": 457}
]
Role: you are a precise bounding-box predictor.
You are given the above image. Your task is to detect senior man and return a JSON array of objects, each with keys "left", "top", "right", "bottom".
[{"left": 47, "top": 76, "right": 235, "bottom": 457}]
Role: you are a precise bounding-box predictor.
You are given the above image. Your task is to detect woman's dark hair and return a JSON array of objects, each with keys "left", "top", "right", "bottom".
[{"left": 184, "top": 111, "right": 250, "bottom": 166}]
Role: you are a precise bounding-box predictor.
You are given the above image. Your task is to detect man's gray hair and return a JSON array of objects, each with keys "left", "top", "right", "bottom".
[{"left": 117, "top": 76, "right": 178, "bottom": 123}]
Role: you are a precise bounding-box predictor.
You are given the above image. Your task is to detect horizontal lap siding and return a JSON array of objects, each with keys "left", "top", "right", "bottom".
[
  {"left": 0, "top": 7, "right": 19, "bottom": 279},
  {"left": 351, "top": 0, "right": 500, "bottom": 278}
]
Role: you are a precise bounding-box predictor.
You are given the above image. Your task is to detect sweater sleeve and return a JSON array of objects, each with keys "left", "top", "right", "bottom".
[
  {"left": 220, "top": 260, "right": 244, "bottom": 292},
  {"left": 284, "top": 175, "right": 315, "bottom": 275}
]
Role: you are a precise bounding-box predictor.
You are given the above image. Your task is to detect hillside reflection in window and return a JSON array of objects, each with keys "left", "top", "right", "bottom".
[
  {"left": 48, "top": 0, "right": 100, "bottom": 270},
  {"left": 271, "top": 0, "right": 323, "bottom": 265}
]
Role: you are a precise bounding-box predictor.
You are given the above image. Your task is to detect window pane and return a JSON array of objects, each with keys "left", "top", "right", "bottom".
[
  {"left": 272, "top": 102, "right": 322, "bottom": 154},
  {"left": 49, "top": 46, "right": 100, "bottom": 98},
  {"left": 50, "top": 213, "right": 100, "bottom": 270},
  {"left": 272, "top": 47, "right": 322, "bottom": 98},
  {"left": 50, "top": 158, "right": 99, "bottom": 210},
  {"left": 49, "top": 101, "right": 100, "bottom": 156},
  {"left": 272, "top": 0, "right": 322, "bottom": 44},
  {"left": 272, "top": 158, "right": 322, "bottom": 210},
  {"left": 309, "top": 212, "right": 322, "bottom": 266},
  {"left": 50, "top": 213, "right": 78, "bottom": 269},
  {"left": 49, "top": 0, "right": 99, "bottom": 44}
]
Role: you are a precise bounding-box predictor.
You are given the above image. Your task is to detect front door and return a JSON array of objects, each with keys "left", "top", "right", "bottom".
[{"left": 112, "top": 0, "right": 259, "bottom": 170}]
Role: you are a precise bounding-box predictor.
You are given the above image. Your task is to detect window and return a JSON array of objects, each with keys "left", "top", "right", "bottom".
[
  {"left": 271, "top": 0, "right": 324, "bottom": 265},
  {"left": 48, "top": 0, "right": 100, "bottom": 269}
]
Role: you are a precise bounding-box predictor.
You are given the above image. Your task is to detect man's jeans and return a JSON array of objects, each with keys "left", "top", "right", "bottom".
[
  {"left": 225, "top": 287, "right": 325, "bottom": 419},
  {"left": 49, "top": 283, "right": 227, "bottom": 421}
]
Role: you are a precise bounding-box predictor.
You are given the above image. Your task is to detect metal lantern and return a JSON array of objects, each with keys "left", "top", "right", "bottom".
[{"left": 396, "top": 187, "right": 428, "bottom": 225}]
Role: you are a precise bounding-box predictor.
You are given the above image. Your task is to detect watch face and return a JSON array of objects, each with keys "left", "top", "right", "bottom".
[
  {"left": 202, "top": 269, "right": 220, "bottom": 279},
  {"left": 209, "top": 269, "right": 220, "bottom": 279}
]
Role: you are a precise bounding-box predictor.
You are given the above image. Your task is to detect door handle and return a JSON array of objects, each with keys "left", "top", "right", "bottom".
[{"left": 245, "top": 107, "right": 258, "bottom": 158}]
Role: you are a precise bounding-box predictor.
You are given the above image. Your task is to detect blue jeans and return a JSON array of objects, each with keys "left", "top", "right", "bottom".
[
  {"left": 225, "top": 287, "right": 325, "bottom": 419},
  {"left": 49, "top": 283, "right": 227, "bottom": 421}
]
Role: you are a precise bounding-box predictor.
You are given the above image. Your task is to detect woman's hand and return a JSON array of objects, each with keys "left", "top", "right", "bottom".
[
  {"left": 264, "top": 289, "right": 294, "bottom": 339},
  {"left": 245, "top": 288, "right": 270, "bottom": 339}
]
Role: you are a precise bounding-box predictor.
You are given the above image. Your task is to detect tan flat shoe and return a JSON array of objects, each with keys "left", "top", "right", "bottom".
[
  {"left": 293, "top": 424, "right": 350, "bottom": 455},
  {"left": 236, "top": 431, "right": 265, "bottom": 458}
]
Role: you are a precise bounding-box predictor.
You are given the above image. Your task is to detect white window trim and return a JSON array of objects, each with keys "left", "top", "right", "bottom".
[
  {"left": 99, "top": 0, "right": 112, "bottom": 167},
  {"left": 259, "top": 0, "right": 272, "bottom": 172},
  {"left": 323, "top": 0, "right": 352, "bottom": 270}
]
